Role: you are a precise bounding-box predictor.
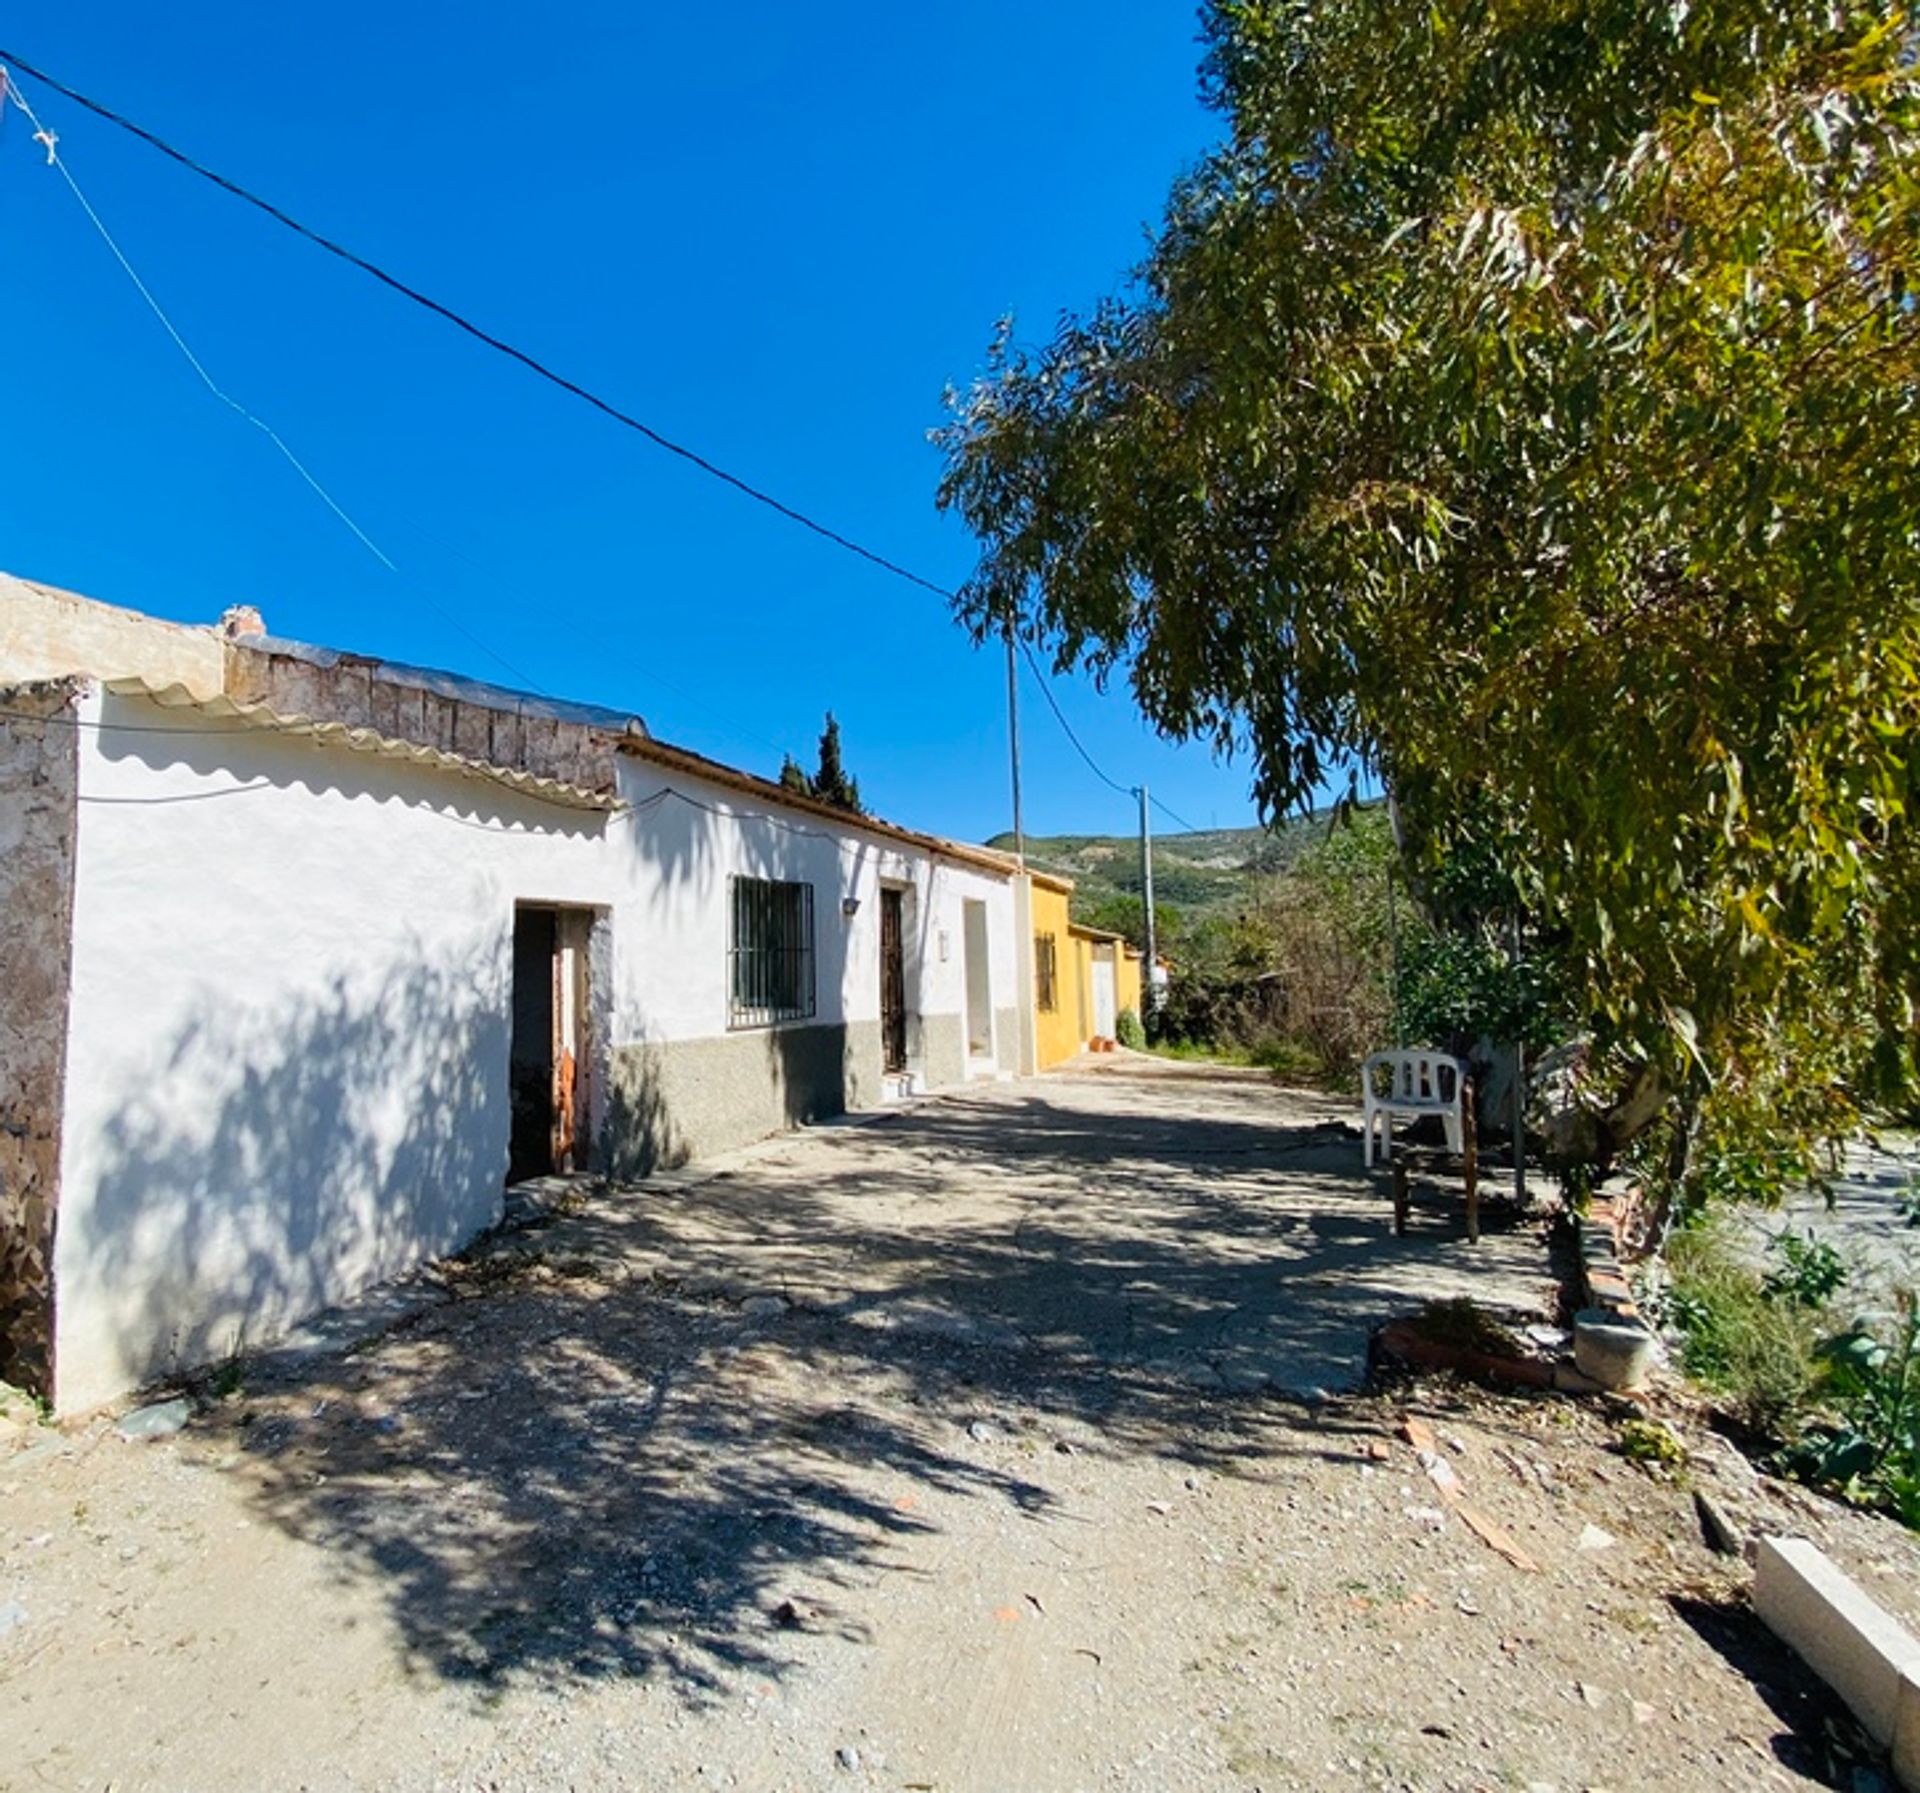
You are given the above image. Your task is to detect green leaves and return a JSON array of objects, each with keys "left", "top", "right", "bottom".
[
  {"left": 1788, "top": 1300, "right": 1920, "bottom": 1522},
  {"left": 937, "top": 0, "right": 1920, "bottom": 1187},
  {"left": 1817, "top": 1325, "right": 1889, "bottom": 1382}
]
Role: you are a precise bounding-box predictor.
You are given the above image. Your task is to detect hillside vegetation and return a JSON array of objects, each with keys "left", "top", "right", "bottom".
[
  {"left": 985, "top": 810, "right": 1341, "bottom": 943},
  {"left": 986, "top": 805, "right": 1406, "bottom": 1084}
]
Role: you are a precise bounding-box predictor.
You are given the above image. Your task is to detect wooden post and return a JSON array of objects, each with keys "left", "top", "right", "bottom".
[
  {"left": 1462, "top": 1077, "right": 1480, "bottom": 1244},
  {"left": 1392, "top": 1157, "right": 1410, "bottom": 1237}
]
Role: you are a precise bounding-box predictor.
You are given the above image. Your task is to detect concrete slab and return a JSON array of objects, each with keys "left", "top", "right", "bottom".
[
  {"left": 1899, "top": 1662, "right": 1920, "bottom": 1790},
  {"left": 1755, "top": 1534, "right": 1920, "bottom": 1780}
]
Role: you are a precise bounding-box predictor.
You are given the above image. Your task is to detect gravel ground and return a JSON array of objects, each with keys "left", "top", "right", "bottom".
[
  {"left": 3, "top": 1059, "right": 1917, "bottom": 1792},
  {"left": 1729, "top": 1136, "right": 1920, "bottom": 1309}
]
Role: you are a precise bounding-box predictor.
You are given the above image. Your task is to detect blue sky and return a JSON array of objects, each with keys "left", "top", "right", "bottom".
[{"left": 0, "top": 4, "right": 1261, "bottom": 842}]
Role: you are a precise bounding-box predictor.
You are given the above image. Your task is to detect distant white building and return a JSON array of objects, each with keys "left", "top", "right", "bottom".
[{"left": 0, "top": 575, "right": 1027, "bottom": 1412}]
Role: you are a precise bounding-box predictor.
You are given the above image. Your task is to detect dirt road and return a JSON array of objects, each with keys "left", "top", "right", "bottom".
[{"left": 3, "top": 1060, "right": 1916, "bottom": 1791}]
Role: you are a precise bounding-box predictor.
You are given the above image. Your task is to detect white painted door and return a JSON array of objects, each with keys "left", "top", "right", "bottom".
[
  {"left": 962, "top": 898, "right": 993, "bottom": 1059},
  {"left": 1091, "top": 949, "right": 1117, "bottom": 1039}
]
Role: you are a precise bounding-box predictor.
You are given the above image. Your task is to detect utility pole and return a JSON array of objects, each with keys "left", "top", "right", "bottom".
[
  {"left": 1004, "top": 621, "right": 1024, "bottom": 863},
  {"left": 1138, "top": 782, "right": 1157, "bottom": 1017}
]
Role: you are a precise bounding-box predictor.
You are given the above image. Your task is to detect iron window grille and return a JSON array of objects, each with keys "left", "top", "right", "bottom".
[
  {"left": 1034, "top": 932, "right": 1059, "bottom": 1013},
  {"left": 729, "top": 876, "right": 816, "bottom": 1028}
]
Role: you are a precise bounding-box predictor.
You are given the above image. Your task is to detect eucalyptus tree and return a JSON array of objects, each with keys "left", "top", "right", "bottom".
[{"left": 938, "top": 1, "right": 1920, "bottom": 1196}]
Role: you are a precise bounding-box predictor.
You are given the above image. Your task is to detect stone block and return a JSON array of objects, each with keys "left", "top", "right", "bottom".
[
  {"left": 1754, "top": 1535, "right": 1920, "bottom": 1769},
  {"left": 1572, "top": 1308, "right": 1656, "bottom": 1390},
  {"left": 1897, "top": 1662, "right": 1920, "bottom": 1791}
]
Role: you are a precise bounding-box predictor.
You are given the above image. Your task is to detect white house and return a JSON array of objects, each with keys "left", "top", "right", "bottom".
[{"left": 0, "top": 575, "right": 1027, "bottom": 1413}]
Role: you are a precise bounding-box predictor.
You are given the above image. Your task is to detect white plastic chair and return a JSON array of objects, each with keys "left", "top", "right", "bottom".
[{"left": 1361, "top": 1050, "right": 1467, "bottom": 1166}]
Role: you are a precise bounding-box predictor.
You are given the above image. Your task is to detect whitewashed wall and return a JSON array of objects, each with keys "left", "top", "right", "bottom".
[
  {"left": 607, "top": 752, "right": 1019, "bottom": 1063},
  {"left": 51, "top": 691, "right": 1017, "bottom": 1410},
  {"left": 54, "top": 686, "right": 615, "bottom": 1410}
]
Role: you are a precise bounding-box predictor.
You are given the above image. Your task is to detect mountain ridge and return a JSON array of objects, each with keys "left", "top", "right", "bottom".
[{"left": 983, "top": 811, "right": 1346, "bottom": 939}]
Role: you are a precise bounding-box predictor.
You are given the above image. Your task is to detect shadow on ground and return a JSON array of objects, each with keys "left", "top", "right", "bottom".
[
  {"left": 206, "top": 1062, "right": 1555, "bottom": 1703},
  {"left": 1668, "top": 1594, "right": 1884, "bottom": 1790}
]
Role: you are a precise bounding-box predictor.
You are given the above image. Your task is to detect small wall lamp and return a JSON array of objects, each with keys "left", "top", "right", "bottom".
[{"left": 842, "top": 896, "right": 862, "bottom": 918}]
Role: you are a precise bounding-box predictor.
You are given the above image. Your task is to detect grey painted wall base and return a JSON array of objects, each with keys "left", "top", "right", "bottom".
[
  {"left": 920, "top": 1013, "right": 966, "bottom": 1093},
  {"left": 843, "top": 1019, "right": 885, "bottom": 1114},
  {"left": 607, "top": 1021, "right": 881, "bottom": 1178},
  {"left": 604, "top": 1007, "right": 1009, "bottom": 1179},
  {"left": 994, "top": 1006, "right": 1021, "bottom": 1075}
]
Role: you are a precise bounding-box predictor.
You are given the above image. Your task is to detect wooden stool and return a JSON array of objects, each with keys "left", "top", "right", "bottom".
[{"left": 1387, "top": 1079, "right": 1479, "bottom": 1242}]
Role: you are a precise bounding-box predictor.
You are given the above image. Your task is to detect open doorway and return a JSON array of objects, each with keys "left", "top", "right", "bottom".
[{"left": 509, "top": 904, "right": 596, "bottom": 1182}]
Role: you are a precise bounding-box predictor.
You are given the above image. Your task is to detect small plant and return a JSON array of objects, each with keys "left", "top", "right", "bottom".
[
  {"left": 1761, "top": 1230, "right": 1849, "bottom": 1310},
  {"left": 1657, "top": 1218, "right": 1824, "bottom": 1437},
  {"left": 1558, "top": 1160, "right": 1597, "bottom": 1217},
  {"left": 1115, "top": 1007, "right": 1146, "bottom": 1050},
  {"left": 1244, "top": 1032, "right": 1325, "bottom": 1082},
  {"left": 0, "top": 1381, "right": 49, "bottom": 1429},
  {"left": 1780, "top": 1293, "right": 1920, "bottom": 1528},
  {"left": 1617, "top": 1415, "right": 1688, "bottom": 1468},
  {"left": 211, "top": 1352, "right": 246, "bottom": 1400}
]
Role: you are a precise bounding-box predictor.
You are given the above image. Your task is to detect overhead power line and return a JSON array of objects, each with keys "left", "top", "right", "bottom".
[
  {"left": 0, "top": 76, "right": 394, "bottom": 573},
  {"left": 1150, "top": 793, "right": 1209, "bottom": 836},
  {"left": 1013, "top": 638, "right": 1134, "bottom": 799},
  {"left": 1, "top": 73, "right": 577, "bottom": 702},
  {"left": 0, "top": 48, "right": 951, "bottom": 603},
  {"left": 0, "top": 49, "right": 1234, "bottom": 824},
  {"left": 1015, "top": 641, "right": 1218, "bottom": 830}
]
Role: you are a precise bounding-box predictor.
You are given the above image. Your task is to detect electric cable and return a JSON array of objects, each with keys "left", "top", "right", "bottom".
[
  {"left": 1149, "top": 792, "right": 1209, "bottom": 835},
  {"left": 1015, "top": 637, "right": 1136, "bottom": 800},
  {"left": 0, "top": 49, "right": 952, "bottom": 602},
  {"left": 0, "top": 50, "right": 1246, "bottom": 827},
  {"left": 1, "top": 76, "right": 395, "bottom": 573},
  {"left": 0, "top": 73, "right": 574, "bottom": 705}
]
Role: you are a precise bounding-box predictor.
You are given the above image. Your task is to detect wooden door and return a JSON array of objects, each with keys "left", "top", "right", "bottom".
[
  {"left": 880, "top": 888, "right": 908, "bottom": 1073},
  {"left": 510, "top": 906, "right": 591, "bottom": 1181}
]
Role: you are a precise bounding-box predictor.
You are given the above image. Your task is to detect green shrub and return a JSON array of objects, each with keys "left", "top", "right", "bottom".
[
  {"left": 1243, "top": 1032, "right": 1326, "bottom": 1083},
  {"left": 1659, "top": 1220, "right": 1825, "bottom": 1439},
  {"left": 1781, "top": 1295, "right": 1920, "bottom": 1528},
  {"left": 1115, "top": 1007, "right": 1146, "bottom": 1050},
  {"left": 1397, "top": 932, "right": 1525, "bottom": 1052},
  {"left": 1663, "top": 1222, "right": 1920, "bottom": 1530},
  {"left": 1762, "top": 1231, "right": 1850, "bottom": 1309},
  {"left": 1618, "top": 1416, "right": 1688, "bottom": 1468}
]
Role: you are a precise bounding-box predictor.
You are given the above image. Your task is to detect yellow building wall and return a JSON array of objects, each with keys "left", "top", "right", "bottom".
[
  {"left": 1030, "top": 882, "right": 1081, "bottom": 1069},
  {"left": 1072, "top": 935, "right": 1094, "bottom": 1047},
  {"left": 1028, "top": 884, "right": 1142, "bottom": 1066}
]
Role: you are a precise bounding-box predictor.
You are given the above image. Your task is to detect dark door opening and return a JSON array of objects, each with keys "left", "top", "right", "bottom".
[
  {"left": 509, "top": 905, "right": 591, "bottom": 1182},
  {"left": 880, "top": 887, "right": 908, "bottom": 1074}
]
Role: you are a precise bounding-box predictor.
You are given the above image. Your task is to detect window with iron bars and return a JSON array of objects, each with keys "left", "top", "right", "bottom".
[
  {"left": 729, "top": 876, "right": 816, "bottom": 1028},
  {"left": 1034, "top": 931, "right": 1059, "bottom": 1013}
]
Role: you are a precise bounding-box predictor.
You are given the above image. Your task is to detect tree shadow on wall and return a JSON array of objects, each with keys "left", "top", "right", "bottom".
[
  {"left": 78, "top": 949, "right": 675, "bottom": 1400},
  {"left": 76, "top": 952, "right": 517, "bottom": 1397}
]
